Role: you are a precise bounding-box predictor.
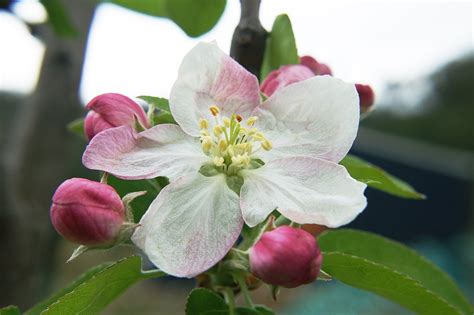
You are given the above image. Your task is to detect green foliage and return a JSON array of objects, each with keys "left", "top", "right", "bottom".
[
  {"left": 340, "top": 154, "right": 425, "bottom": 199},
  {"left": 40, "top": 0, "right": 78, "bottom": 37},
  {"left": 67, "top": 117, "right": 86, "bottom": 139},
  {"left": 185, "top": 288, "right": 228, "bottom": 315},
  {"left": 318, "top": 229, "right": 473, "bottom": 315},
  {"left": 260, "top": 14, "right": 299, "bottom": 81},
  {"left": 137, "top": 95, "right": 176, "bottom": 125},
  {"left": 0, "top": 306, "right": 21, "bottom": 315},
  {"left": 109, "top": 0, "right": 226, "bottom": 37},
  {"left": 236, "top": 306, "right": 275, "bottom": 315},
  {"left": 25, "top": 263, "right": 112, "bottom": 314},
  {"left": 35, "top": 256, "right": 165, "bottom": 314},
  {"left": 108, "top": 175, "right": 166, "bottom": 221}
]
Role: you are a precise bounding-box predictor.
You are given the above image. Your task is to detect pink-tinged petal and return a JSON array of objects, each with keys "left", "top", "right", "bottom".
[
  {"left": 254, "top": 75, "right": 360, "bottom": 163},
  {"left": 170, "top": 42, "right": 260, "bottom": 136},
  {"left": 132, "top": 172, "right": 243, "bottom": 277},
  {"left": 260, "top": 65, "right": 315, "bottom": 97},
  {"left": 84, "top": 111, "right": 114, "bottom": 140},
  {"left": 82, "top": 124, "right": 207, "bottom": 180},
  {"left": 240, "top": 157, "right": 367, "bottom": 228}
]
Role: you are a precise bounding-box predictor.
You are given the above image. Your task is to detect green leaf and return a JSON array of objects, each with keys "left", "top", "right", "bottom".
[
  {"left": 107, "top": 175, "right": 165, "bottom": 221},
  {"left": 340, "top": 154, "right": 425, "bottom": 199},
  {"left": 38, "top": 256, "right": 165, "bottom": 314},
  {"left": 319, "top": 229, "right": 473, "bottom": 315},
  {"left": 185, "top": 288, "right": 229, "bottom": 315},
  {"left": 40, "top": 0, "right": 78, "bottom": 37},
  {"left": 260, "top": 14, "right": 299, "bottom": 81},
  {"left": 138, "top": 95, "right": 176, "bottom": 125},
  {"left": 108, "top": 0, "right": 226, "bottom": 37},
  {"left": 67, "top": 118, "right": 86, "bottom": 139},
  {"left": 26, "top": 263, "right": 112, "bottom": 315},
  {"left": 138, "top": 95, "right": 170, "bottom": 112},
  {"left": 0, "top": 306, "right": 21, "bottom": 315},
  {"left": 235, "top": 306, "right": 275, "bottom": 315},
  {"left": 239, "top": 216, "right": 272, "bottom": 251},
  {"left": 235, "top": 307, "right": 260, "bottom": 315}
]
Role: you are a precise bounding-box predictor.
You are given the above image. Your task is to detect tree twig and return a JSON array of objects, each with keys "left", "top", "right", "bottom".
[{"left": 230, "top": 0, "right": 268, "bottom": 77}]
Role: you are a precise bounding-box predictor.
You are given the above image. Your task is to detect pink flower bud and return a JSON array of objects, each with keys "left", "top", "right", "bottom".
[
  {"left": 84, "top": 93, "right": 149, "bottom": 140},
  {"left": 261, "top": 65, "right": 314, "bottom": 97},
  {"left": 50, "top": 178, "right": 125, "bottom": 246},
  {"left": 300, "top": 55, "right": 333, "bottom": 76},
  {"left": 249, "top": 226, "right": 323, "bottom": 288},
  {"left": 355, "top": 84, "right": 375, "bottom": 112}
]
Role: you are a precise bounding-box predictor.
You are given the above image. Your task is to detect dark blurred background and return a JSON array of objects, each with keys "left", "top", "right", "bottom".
[{"left": 0, "top": 0, "right": 472, "bottom": 314}]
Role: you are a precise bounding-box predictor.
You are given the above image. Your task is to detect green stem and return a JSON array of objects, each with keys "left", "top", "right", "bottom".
[
  {"left": 100, "top": 172, "right": 109, "bottom": 184},
  {"left": 140, "top": 269, "right": 166, "bottom": 280},
  {"left": 223, "top": 287, "right": 236, "bottom": 315},
  {"left": 237, "top": 276, "right": 254, "bottom": 308}
]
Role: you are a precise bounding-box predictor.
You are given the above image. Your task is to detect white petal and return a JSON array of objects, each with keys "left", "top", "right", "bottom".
[
  {"left": 254, "top": 75, "right": 360, "bottom": 163},
  {"left": 170, "top": 42, "right": 260, "bottom": 136},
  {"left": 132, "top": 172, "right": 243, "bottom": 277},
  {"left": 240, "top": 157, "right": 367, "bottom": 228},
  {"left": 82, "top": 124, "right": 207, "bottom": 181}
]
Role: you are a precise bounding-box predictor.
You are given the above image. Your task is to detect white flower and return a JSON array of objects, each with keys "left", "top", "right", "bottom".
[{"left": 82, "top": 42, "right": 367, "bottom": 277}]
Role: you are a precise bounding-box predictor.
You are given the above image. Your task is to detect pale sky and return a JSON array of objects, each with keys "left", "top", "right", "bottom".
[{"left": 0, "top": 0, "right": 472, "bottom": 104}]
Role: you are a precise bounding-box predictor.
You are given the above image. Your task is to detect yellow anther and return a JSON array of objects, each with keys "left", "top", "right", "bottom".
[
  {"left": 213, "top": 156, "right": 224, "bottom": 167},
  {"left": 261, "top": 139, "right": 273, "bottom": 151},
  {"left": 218, "top": 139, "right": 227, "bottom": 152},
  {"left": 239, "top": 127, "right": 248, "bottom": 135},
  {"left": 213, "top": 125, "right": 223, "bottom": 136},
  {"left": 209, "top": 105, "right": 220, "bottom": 116},
  {"left": 199, "top": 118, "right": 209, "bottom": 130},
  {"left": 201, "top": 136, "right": 213, "bottom": 152},
  {"left": 248, "top": 128, "right": 258, "bottom": 136},
  {"left": 223, "top": 117, "right": 231, "bottom": 128},
  {"left": 247, "top": 116, "right": 258, "bottom": 126}
]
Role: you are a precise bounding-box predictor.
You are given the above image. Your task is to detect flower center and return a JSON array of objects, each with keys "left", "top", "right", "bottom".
[{"left": 199, "top": 105, "right": 272, "bottom": 174}]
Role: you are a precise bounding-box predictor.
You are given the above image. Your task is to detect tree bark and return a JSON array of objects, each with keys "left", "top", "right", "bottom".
[
  {"left": 230, "top": 0, "right": 268, "bottom": 77},
  {"left": 1, "top": 0, "right": 96, "bottom": 309}
]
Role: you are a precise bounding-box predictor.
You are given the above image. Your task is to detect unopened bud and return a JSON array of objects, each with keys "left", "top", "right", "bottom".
[
  {"left": 260, "top": 65, "right": 314, "bottom": 97},
  {"left": 355, "top": 84, "right": 375, "bottom": 113},
  {"left": 249, "top": 226, "right": 322, "bottom": 288},
  {"left": 84, "top": 93, "right": 150, "bottom": 140},
  {"left": 50, "top": 178, "right": 125, "bottom": 247},
  {"left": 300, "top": 55, "right": 333, "bottom": 76}
]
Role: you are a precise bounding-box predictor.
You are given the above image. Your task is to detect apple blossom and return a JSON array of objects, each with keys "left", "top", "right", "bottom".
[
  {"left": 50, "top": 178, "right": 125, "bottom": 246},
  {"left": 84, "top": 93, "right": 150, "bottom": 140},
  {"left": 249, "top": 226, "right": 322, "bottom": 288},
  {"left": 82, "top": 42, "right": 367, "bottom": 277}
]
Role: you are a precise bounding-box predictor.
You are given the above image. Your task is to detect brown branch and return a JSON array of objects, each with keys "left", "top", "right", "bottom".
[{"left": 230, "top": 0, "right": 268, "bottom": 77}]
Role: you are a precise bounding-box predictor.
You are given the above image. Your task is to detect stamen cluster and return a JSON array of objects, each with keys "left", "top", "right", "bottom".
[{"left": 199, "top": 106, "right": 272, "bottom": 174}]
